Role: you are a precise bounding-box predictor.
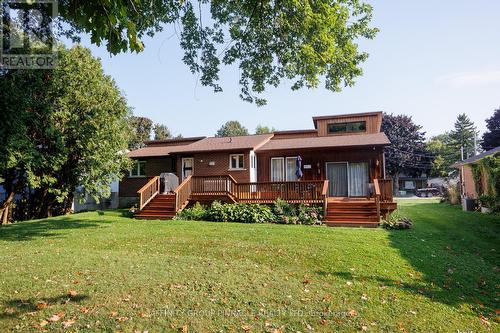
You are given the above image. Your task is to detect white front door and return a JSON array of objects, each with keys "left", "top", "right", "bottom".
[{"left": 181, "top": 158, "right": 194, "bottom": 180}]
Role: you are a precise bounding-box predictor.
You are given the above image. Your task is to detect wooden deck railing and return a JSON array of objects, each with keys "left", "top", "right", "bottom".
[
  {"left": 376, "top": 178, "right": 394, "bottom": 202},
  {"left": 234, "top": 180, "right": 327, "bottom": 203},
  {"left": 191, "top": 175, "right": 236, "bottom": 196},
  {"left": 175, "top": 175, "right": 192, "bottom": 211},
  {"left": 137, "top": 176, "right": 160, "bottom": 210}
]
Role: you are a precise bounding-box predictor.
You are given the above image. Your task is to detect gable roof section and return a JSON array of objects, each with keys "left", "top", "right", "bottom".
[
  {"left": 452, "top": 146, "right": 500, "bottom": 167},
  {"left": 256, "top": 132, "right": 390, "bottom": 152}
]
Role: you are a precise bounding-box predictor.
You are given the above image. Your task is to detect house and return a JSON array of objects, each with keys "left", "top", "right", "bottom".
[
  {"left": 453, "top": 146, "right": 500, "bottom": 204},
  {"left": 120, "top": 112, "right": 397, "bottom": 227}
]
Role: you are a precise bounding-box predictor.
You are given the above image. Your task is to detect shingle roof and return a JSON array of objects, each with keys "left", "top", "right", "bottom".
[
  {"left": 128, "top": 145, "right": 190, "bottom": 158},
  {"left": 128, "top": 134, "right": 273, "bottom": 157},
  {"left": 180, "top": 134, "right": 273, "bottom": 153},
  {"left": 452, "top": 146, "right": 500, "bottom": 167},
  {"left": 256, "top": 133, "right": 390, "bottom": 151}
]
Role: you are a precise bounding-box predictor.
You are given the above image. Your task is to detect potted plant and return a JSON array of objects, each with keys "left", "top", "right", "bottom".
[{"left": 478, "top": 195, "right": 496, "bottom": 214}]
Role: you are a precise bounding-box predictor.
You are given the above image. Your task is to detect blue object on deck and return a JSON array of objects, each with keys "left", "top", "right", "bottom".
[{"left": 296, "top": 156, "right": 303, "bottom": 179}]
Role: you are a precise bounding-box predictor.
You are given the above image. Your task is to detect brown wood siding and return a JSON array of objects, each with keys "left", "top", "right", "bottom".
[
  {"left": 316, "top": 114, "right": 382, "bottom": 136},
  {"left": 176, "top": 151, "right": 251, "bottom": 183},
  {"left": 256, "top": 147, "right": 384, "bottom": 183},
  {"left": 119, "top": 157, "right": 176, "bottom": 197}
]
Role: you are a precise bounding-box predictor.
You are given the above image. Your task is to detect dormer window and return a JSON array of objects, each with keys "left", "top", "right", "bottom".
[{"left": 327, "top": 121, "right": 366, "bottom": 134}]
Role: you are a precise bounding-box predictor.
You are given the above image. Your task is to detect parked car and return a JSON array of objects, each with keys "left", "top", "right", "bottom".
[{"left": 416, "top": 187, "right": 441, "bottom": 198}]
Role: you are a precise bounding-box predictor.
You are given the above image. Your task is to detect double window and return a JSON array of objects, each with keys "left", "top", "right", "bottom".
[
  {"left": 229, "top": 154, "right": 244, "bottom": 170},
  {"left": 129, "top": 161, "right": 146, "bottom": 177},
  {"left": 271, "top": 157, "right": 298, "bottom": 181},
  {"left": 327, "top": 121, "right": 366, "bottom": 134}
]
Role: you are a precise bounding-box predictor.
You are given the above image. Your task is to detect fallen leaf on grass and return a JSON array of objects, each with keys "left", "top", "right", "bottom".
[
  {"left": 361, "top": 294, "right": 368, "bottom": 301},
  {"left": 48, "top": 311, "right": 65, "bottom": 322},
  {"left": 348, "top": 310, "right": 358, "bottom": 317},
  {"left": 39, "top": 320, "right": 49, "bottom": 327},
  {"left": 68, "top": 290, "right": 78, "bottom": 297},
  {"left": 80, "top": 306, "right": 90, "bottom": 314},
  {"left": 35, "top": 301, "right": 48, "bottom": 310},
  {"left": 138, "top": 312, "right": 150, "bottom": 318},
  {"left": 110, "top": 311, "right": 118, "bottom": 317},
  {"left": 4, "top": 307, "right": 16, "bottom": 315},
  {"left": 480, "top": 315, "right": 491, "bottom": 327},
  {"left": 62, "top": 318, "right": 76, "bottom": 328},
  {"left": 241, "top": 324, "right": 252, "bottom": 331},
  {"left": 180, "top": 325, "right": 188, "bottom": 332}
]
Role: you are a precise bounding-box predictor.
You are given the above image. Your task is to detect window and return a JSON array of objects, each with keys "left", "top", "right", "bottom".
[
  {"left": 229, "top": 154, "right": 244, "bottom": 170},
  {"left": 271, "top": 157, "right": 284, "bottom": 181},
  {"left": 129, "top": 161, "right": 146, "bottom": 177},
  {"left": 327, "top": 121, "right": 366, "bottom": 134},
  {"left": 285, "top": 157, "right": 298, "bottom": 181}
]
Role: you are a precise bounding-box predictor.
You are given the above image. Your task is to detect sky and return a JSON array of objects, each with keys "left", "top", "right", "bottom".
[{"left": 72, "top": 0, "right": 500, "bottom": 138}]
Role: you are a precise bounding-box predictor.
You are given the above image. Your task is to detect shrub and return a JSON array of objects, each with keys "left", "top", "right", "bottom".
[
  {"left": 479, "top": 194, "right": 497, "bottom": 208},
  {"left": 441, "top": 182, "right": 460, "bottom": 205},
  {"left": 273, "top": 198, "right": 298, "bottom": 224},
  {"left": 297, "top": 204, "right": 323, "bottom": 225},
  {"left": 381, "top": 211, "right": 413, "bottom": 230},
  {"left": 174, "top": 202, "right": 208, "bottom": 221},
  {"left": 205, "top": 201, "right": 276, "bottom": 223}
]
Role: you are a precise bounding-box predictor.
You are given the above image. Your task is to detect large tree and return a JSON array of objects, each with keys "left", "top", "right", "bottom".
[
  {"left": 426, "top": 133, "right": 456, "bottom": 178},
  {"left": 2, "top": 1, "right": 378, "bottom": 105},
  {"left": 381, "top": 114, "right": 431, "bottom": 192},
  {"left": 449, "top": 113, "right": 478, "bottom": 161},
  {"left": 255, "top": 125, "right": 276, "bottom": 135},
  {"left": 129, "top": 116, "right": 153, "bottom": 149},
  {"left": 153, "top": 124, "right": 172, "bottom": 141},
  {"left": 216, "top": 121, "right": 249, "bottom": 137},
  {"left": 481, "top": 107, "right": 500, "bottom": 151},
  {"left": 0, "top": 46, "right": 130, "bottom": 223}
]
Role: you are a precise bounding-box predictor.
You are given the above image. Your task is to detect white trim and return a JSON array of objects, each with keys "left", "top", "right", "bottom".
[{"left": 229, "top": 154, "right": 245, "bottom": 170}]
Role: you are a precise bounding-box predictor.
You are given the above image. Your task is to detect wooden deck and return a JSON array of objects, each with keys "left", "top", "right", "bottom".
[{"left": 135, "top": 175, "right": 396, "bottom": 226}]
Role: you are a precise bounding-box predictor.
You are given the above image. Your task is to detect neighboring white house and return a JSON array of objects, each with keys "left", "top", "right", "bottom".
[{"left": 72, "top": 180, "right": 119, "bottom": 212}]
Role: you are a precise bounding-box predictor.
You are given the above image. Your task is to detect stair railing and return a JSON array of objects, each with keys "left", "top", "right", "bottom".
[
  {"left": 175, "top": 175, "right": 193, "bottom": 211},
  {"left": 137, "top": 176, "right": 160, "bottom": 210},
  {"left": 373, "top": 179, "right": 382, "bottom": 222}
]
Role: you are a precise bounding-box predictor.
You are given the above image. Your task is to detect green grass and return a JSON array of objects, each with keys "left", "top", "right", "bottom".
[{"left": 0, "top": 200, "right": 498, "bottom": 332}]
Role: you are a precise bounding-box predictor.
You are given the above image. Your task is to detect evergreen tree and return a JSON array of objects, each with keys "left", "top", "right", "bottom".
[
  {"left": 481, "top": 108, "right": 500, "bottom": 151},
  {"left": 449, "top": 114, "right": 478, "bottom": 161}
]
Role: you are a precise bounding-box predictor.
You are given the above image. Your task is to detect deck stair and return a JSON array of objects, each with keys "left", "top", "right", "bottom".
[
  {"left": 135, "top": 193, "right": 176, "bottom": 220},
  {"left": 324, "top": 199, "right": 380, "bottom": 227}
]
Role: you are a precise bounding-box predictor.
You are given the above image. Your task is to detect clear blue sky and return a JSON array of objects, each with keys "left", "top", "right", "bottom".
[{"left": 74, "top": 0, "right": 500, "bottom": 138}]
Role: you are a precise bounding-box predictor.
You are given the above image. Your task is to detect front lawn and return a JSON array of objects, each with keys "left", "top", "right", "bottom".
[{"left": 0, "top": 200, "right": 498, "bottom": 332}]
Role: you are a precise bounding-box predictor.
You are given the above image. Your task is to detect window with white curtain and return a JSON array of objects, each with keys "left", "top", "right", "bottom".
[
  {"left": 271, "top": 157, "right": 284, "bottom": 181},
  {"left": 348, "top": 162, "right": 369, "bottom": 196},
  {"left": 285, "top": 157, "right": 298, "bottom": 181}
]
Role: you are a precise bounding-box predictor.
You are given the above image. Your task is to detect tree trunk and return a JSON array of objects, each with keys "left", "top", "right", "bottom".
[
  {"left": 0, "top": 192, "right": 15, "bottom": 225},
  {"left": 393, "top": 172, "right": 400, "bottom": 194}
]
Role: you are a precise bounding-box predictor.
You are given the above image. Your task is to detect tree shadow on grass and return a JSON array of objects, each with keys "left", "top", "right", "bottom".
[
  {"left": 0, "top": 294, "right": 89, "bottom": 320},
  {"left": 325, "top": 203, "right": 500, "bottom": 319},
  {"left": 0, "top": 216, "right": 109, "bottom": 242}
]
